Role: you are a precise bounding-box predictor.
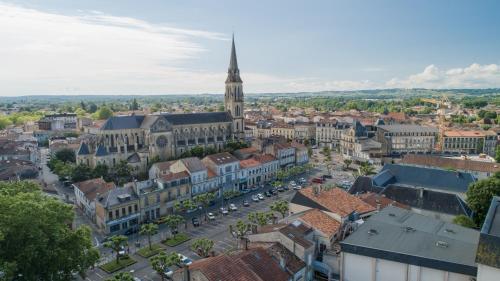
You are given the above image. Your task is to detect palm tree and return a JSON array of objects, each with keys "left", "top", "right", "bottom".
[
  {"left": 163, "top": 214, "right": 184, "bottom": 237},
  {"left": 106, "top": 272, "right": 134, "bottom": 281},
  {"left": 103, "top": 235, "right": 128, "bottom": 265},
  {"left": 343, "top": 159, "right": 352, "bottom": 169},
  {"left": 151, "top": 252, "right": 182, "bottom": 281},
  {"left": 140, "top": 223, "right": 158, "bottom": 250},
  {"left": 190, "top": 238, "right": 215, "bottom": 257},
  {"left": 359, "top": 161, "right": 375, "bottom": 176},
  {"left": 229, "top": 219, "right": 251, "bottom": 250},
  {"left": 270, "top": 200, "right": 289, "bottom": 219},
  {"left": 194, "top": 192, "right": 216, "bottom": 221},
  {"left": 248, "top": 211, "right": 273, "bottom": 227}
]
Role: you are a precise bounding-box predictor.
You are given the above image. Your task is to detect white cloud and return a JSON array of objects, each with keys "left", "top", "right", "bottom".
[
  {"left": 0, "top": 2, "right": 229, "bottom": 95},
  {"left": 386, "top": 63, "right": 500, "bottom": 89},
  {"left": 0, "top": 3, "right": 499, "bottom": 96}
]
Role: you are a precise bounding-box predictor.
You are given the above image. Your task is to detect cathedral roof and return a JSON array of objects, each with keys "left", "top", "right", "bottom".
[
  {"left": 162, "top": 112, "right": 232, "bottom": 125},
  {"left": 77, "top": 143, "right": 90, "bottom": 155},
  {"left": 95, "top": 144, "right": 108, "bottom": 157},
  {"left": 101, "top": 115, "right": 145, "bottom": 130}
]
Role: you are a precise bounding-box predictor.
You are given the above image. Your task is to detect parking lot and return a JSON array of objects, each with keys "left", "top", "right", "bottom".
[{"left": 84, "top": 182, "right": 300, "bottom": 281}]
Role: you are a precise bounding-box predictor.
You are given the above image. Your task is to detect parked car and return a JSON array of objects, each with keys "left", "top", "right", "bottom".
[
  {"left": 257, "top": 193, "right": 265, "bottom": 200},
  {"left": 192, "top": 217, "right": 200, "bottom": 227},
  {"left": 312, "top": 177, "right": 324, "bottom": 184},
  {"left": 265, "top": 191, "right": 272, "bottom": 197},
  {"left": 277, "top": 186, "right": 285, "bottom": 192},
  {"left": 289, "top": 180, "right": 297, "bottom": 186},
  {"left": 299, "top": 177, "right": 307, "bottom": 184},
  {"left": 322, "top": 174, "right": 332, "bottom": 179},
  {"left": 283, "top": 185, "right": 290, "bottom": 191},
  {"left": 220, "top": 207, "right": 229, "bottom": 215},
  {"left": 134, "top": 277, "right": 143, "bottom": 281},
  {"left": 243, "top": 200, "right": 250, "bottom": 207},
  {"left": 229, "top": 203, "right": 238, "bottom": 211},
  {"left": 118, "top": 245, "right": 126, "bottom": 256},
  {"left": 252, "top": 195, "right": 260, "bottom": 202},
  {"left": 178, "top": 254, "right": 193, "bottom": 266},
  {"left": 162, "top": 268, "right": 174, "bottom": 279},
  {"left": 207, "top": 212, "right": 216, "bottom": 220},
  {"left": 293, "top": 185, "right": 302, "bottom": 190}
]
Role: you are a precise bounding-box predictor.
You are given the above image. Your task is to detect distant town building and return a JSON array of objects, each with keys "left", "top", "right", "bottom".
[
  {"left": 37, "top": 113, "right": 77, "bottom": 131},
  {"left": 441, "top": 130, "right": 497, "bottom": 157},
  {"left": 376, "top": 124, "right": 439, "bottom": 156}
]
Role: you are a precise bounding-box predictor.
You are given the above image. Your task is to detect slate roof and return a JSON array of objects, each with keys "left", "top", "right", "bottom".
[
  {"left": 77, "top": 143, "right": 90, "bottom": 155},
  {"left": 374, "top": 164, "right": 475, "bottom": 193},
  {"left": 101, "top": 115, "right": 145, "bottom": 130},
  {"left": 95, "top": 144, "right": 108, "bottom": 157},
  {"left": 181, "top": 157, "right": 206, "bottom": 173},
  {"left": 97, "top": 186, "right": 138, "bottom": 208},
  {"left": 162, "top": 112, "right": 232, "bottom": 125},
  {"left": 127, "top": 152, "right": 141, "bottom": 163},
  {"left": 100, "top": 112, "right": 232, "bottom": 131},
  {"left": 348, "top": 176, "right": 382, "bottom": 194},
  {"left": 205, "top": 152, "right": 239, "bottom": 165},
  {"left": 341, "top": 206, "right": 479, "bottom": 276}
]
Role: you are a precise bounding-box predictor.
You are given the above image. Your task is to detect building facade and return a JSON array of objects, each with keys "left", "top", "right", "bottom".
[
  {"left": 77, "top": 38, "right": 246, "bottom": 172},
  {"left": 376, "top": 124, "right": 439, "bottom": 156},
  {"left": 441, "top": 130, "right": 497, "bottom": 156}
]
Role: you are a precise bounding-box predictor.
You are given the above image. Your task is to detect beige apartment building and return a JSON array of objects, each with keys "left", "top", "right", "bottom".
[{"left": 441, "top": 130, "right": 497, "bottom": 156}]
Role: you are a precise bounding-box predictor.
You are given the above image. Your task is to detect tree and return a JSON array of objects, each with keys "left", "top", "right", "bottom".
[
  {"left": 343, "top": 159, "right": 352, "bottom": 169},
  {"left": 88, "top": 103, "right": 98, "bottom": 113},
  {"left": 453, "top": 215, "right": 477, "bottom": 228},
  {"left": 113, "top": 160, "right": 133, "bottom": 183},
  {"left": 71, "top": 164, "right": 93, "bottom": 182},
  {"left": 130, "top": 98, "right": 139, "bottom": 110},
  {"left": 466, "top": 173, "right": 500, "bottom": 225},
  {"left": 94, "top": 106, "right": 113, "bottom": 120},
  {"left": 163, "top": 215, "right": 184, "bottom": 236},
  {"left": 103, "top": 235, "right": 128, "bottom": 265},
  {"left": 93, "top": 163, "right": 109, "bottom": 179},
  {"left": 55, "top": 148, "right": 76, "bottom": 163},
  {"left": 229, "top": 219, "right": 251, "bottom": 250},
  {"left": 270, "top": 200, "right": 289, "bottom": 219},
  {"left": 140, "top": 223, "right": 158, "bottom": 250},
  {"left": 151, "top": 252, "right": 182, "bottom": 281},
  {"left": 359, "top": 162, "right": 375, "bottom": 176},
  {"left": 496, "top": 146, "right": 500, "bottom": 163},
  {"left": 190, "top": 238, "right": 214, "bottom": 258},
  {"left": 0, "top": 181, "right": 99, "bottom": 280},
  {"left": 272, "top": 181, "right": 283, "bottom": 188},
  {"left": 194, "top": 192, "right": 216, "bottom": 221},
  {"left": 106, "top": 272, "right": 134, "bottom": 281},
  {"left": 190, "top": 146, "right": 205, "bottom": 158},
  {"left": 248, "top": 211, "right": 273, "bottom": 227}
]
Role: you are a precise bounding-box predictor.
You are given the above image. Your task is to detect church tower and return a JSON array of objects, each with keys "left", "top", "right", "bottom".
[{"left": 224, "top": 35, "right": 245, "bottom": 140}]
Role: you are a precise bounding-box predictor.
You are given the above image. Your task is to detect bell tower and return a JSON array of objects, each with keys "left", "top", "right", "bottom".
[{"left": 224, "top": 35, "right": 245, "bottom": 140}]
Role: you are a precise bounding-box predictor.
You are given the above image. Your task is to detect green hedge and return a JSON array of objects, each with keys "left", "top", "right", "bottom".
[
  {"left": 99, "top": 255, "right": 137, "bottom": 273},
  {"left": 136, "top": 244, "right": 163, "bottom": 258},
  {"left": 162, "top": 233, "right": 190, "bottom": 247}
]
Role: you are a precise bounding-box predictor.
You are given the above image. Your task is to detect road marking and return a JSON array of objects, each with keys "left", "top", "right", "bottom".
[{"left": 95, "top": 272, "right": 103, "bottom": 278}]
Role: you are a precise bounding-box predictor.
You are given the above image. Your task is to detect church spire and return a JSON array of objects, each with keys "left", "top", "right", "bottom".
[{"left": 226, "top": 34, "right": 242, "bottom": 83}]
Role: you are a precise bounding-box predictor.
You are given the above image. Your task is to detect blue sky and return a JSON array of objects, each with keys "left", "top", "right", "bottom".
[{"left": 1, "top": 0, "right": 500, "bottom": 95}]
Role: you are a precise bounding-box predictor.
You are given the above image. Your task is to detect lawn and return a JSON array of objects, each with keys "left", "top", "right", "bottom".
[
  {"left": 99, "top": 255, "right": 137, "bottom": 273},
  {"left": 136, "top": 244, "right": 163, "bottom": 258},
  {"left": 162, "top": 233, "right": 190, "bottom": 247}
]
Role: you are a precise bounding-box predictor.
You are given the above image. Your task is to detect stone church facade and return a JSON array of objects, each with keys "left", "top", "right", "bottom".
[{"left": 77, "top": 37, "right": 245, "bottom": 172}]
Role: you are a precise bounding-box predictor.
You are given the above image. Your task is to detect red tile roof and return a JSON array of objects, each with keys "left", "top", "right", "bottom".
[
  {"left": 73, "top": 178, "right": 115, "bottom": 201},
  {"left": 240, "top": 158, "right": 261, "bottom": 168},
  {"left": 299, "top": 187, "right": 376, "bottom": 217},
  {"left": 402, "top": 154, "right": 500, "bottom": 174},
  {"left": 236, "top": 248, "right": 291, "bottom": 281},
  {"left": 254, "top": 154, "right": 277, "bottom": 164},
  {"left": 159, "top": 171, "right": 189, "bottom": 182},
  {"left": 299, "top": 208, "right": 341, "bottom": 237},
  {"left": 188, "top": 254, "right": 262, "bottom": 281}
]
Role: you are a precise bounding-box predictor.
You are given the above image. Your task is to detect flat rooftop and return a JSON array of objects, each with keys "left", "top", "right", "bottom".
[{"left": 341, "top": 206, "right": 479, "bottom": 276}]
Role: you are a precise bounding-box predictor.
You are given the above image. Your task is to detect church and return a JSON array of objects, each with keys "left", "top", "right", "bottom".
[{"left": 76, "top": 37, "right": 245, "bottom": 172}]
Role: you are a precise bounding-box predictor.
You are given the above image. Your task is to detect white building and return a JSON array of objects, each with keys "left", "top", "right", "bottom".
[
  {"left": 73, "top": 178, "right": 115, "bottom": 221},
  {"left": 340, "top": 206, "right": 479, "bottom": 281}
]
